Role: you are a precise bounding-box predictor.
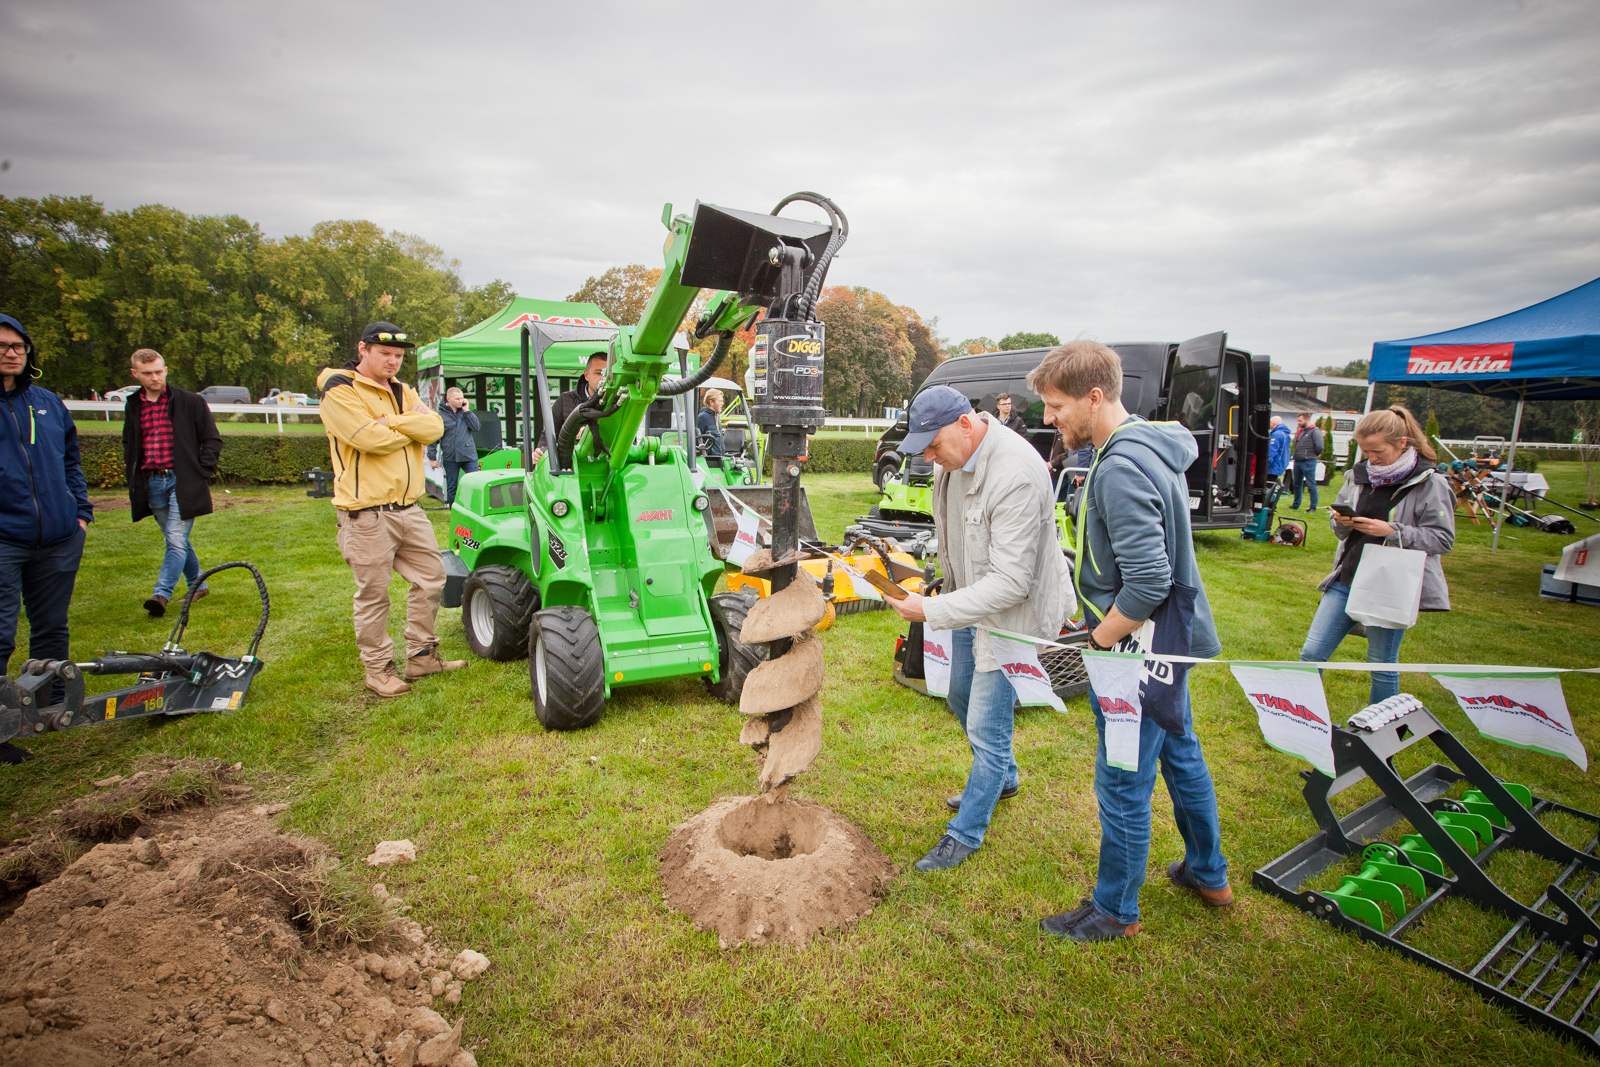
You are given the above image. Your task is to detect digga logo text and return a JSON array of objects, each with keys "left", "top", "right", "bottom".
[{"left": 782, "top": 338, "right": 822, "bottom": 357}]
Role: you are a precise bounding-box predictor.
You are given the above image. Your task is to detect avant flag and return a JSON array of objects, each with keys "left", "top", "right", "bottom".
[
  {"left": 1554, "top": 534, "right": 1600, "bottom": 585},
  {"left": 1433, "top": 672, "right": 1589, "bottom": 771},
  {"left": 1229, "top": 664, "right": 1336, "bottom": 777},
  {"left": 726, "top": 508, "right": 761, "bottom": 567},
  {"left": 1082, "top": 651, "right": 1143, "bottom": 771},
  {"left": 989, "top": 633, "right": 1065, "bottom": 711},
  {"left": 921, "top": 628, "right": 953, "bottom": 699}
]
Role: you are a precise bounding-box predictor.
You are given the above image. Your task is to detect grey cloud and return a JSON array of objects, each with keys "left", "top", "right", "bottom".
[{"left": 1, "top": 0, "right": 1595, "bottom": 369}]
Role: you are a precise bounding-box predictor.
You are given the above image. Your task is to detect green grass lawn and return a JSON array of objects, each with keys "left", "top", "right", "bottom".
[{"left": 2, "top": 467, "right": 1598, "bottom": 1065}]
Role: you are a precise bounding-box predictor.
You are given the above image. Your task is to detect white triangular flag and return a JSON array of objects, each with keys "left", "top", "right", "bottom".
[
  {"left": 1434, "top": 672, "right": 1588, "bottom": 771},
  {"left": 1082, "top": 651, "right": 1143, "bottom": 771},
  {"left": 726, "top": 508, "right": 761, "bottom": 567},
  {"left": 989, "top": 632, "right": 1065, "bottom": 712},
  {"left": 1230, "top": 664, "right": 1336, "bottom": 777},
  {"left": 920, "top": 627, "right": 953, "bottom": 699}
]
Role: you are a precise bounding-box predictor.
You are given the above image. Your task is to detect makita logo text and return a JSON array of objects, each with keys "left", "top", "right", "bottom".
[
  {"left": 1460, "top": 693, "right": 1568, "bottom": 732},
  {"left": 1001, "top": 661, "right": 1047, "bottom": 681},
  {"left": 1406, "top": 343, "right": 1512, "bottom": 376},
  {"left": 636, "top": 509, "right": 674, "bottom": 522},
  {"left": 1249, "top": 692, "right": 1327, "bottom": 726},
  {"left": 1098, "top": 696, "right": 1138, "bottom": 717}
]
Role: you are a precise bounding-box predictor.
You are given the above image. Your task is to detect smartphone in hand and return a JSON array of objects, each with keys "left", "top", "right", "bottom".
[{"left": 1330, "top": 503, "right": 1356, "bottom": 518}]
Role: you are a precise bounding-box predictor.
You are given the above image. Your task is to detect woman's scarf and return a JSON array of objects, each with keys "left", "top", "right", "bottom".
[{"left": 1367, "top": 447, "right": 1418, "bottom": 488}]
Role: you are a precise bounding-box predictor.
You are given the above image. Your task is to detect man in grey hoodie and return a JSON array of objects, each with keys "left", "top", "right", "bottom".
[
  {"left": 1029, "top": 341, "right": 1231, "bottom": 942},
  {"left": 889, "top": 385, "right": 1075, "bottom": 872}
]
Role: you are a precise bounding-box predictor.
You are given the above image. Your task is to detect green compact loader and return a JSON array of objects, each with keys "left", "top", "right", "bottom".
[{"left": 441, "top": 194, "right": 844, "bottom": 730}]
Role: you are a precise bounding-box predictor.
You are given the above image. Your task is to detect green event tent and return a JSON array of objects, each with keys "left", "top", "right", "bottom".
[{"left": 415, "top": 297, "right": 617, "bottom": 376}]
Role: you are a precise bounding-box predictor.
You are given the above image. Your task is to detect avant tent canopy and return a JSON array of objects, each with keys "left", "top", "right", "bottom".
[
  {"left": 415, "top": 297, "right": 617, "bottom": 375},
  {"left": 1369, "top": 275, "right": 1600, "bottom": 550}
]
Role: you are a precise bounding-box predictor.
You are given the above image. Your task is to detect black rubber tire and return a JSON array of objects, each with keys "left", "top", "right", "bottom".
[
  {"left": 873, "top": 458, "right": 898, "bottom": 490},
  {"left": 866, "top": 504, "right": 882, "bottom": 519},
  {"left": 704, "top": 590, "right": 767, "bottom": 704},
  {"left": 461, "top": 565, "right": 538, "bottom": 661},
  {"left": 528, "top": 606, "right": 605, "bottom": 731}
]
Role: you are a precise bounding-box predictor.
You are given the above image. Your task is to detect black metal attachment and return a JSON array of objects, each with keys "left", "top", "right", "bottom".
[
  {"left": 1255, "top": 703, "right": 1600, "bottom": 1057},
  {"left": 303, "top": 467, "right": 335, "bottom": 498}
]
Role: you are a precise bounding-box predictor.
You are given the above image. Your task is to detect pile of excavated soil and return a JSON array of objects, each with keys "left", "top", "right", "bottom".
[
  {"left": 659, "top": 795, "right": 895, "bottom": 948},
  {"left": 0, "top": 761, "right": 487, "bottom": 1067}
]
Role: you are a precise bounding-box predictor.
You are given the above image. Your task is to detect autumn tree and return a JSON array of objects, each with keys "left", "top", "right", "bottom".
[
  {"left": 903, "top": 307, "right": 944, "bottom": 390},
  {"left": 999, "top": 331, "right": 1060, "bottom": 351},
  {"left": 816, "top": 286, "right": 914, "bottom": 416},
  {"left": 450, "top": 279, "right": 516, "bottom": 335},
  {"left": 566, "top": 264, "right": 661, "bottom": 325},
  {"left": 952, "top": 337, "right": 998, "bottom": 356}
]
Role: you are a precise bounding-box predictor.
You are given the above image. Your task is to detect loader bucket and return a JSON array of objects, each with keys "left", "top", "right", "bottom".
[{"left": 706, "top": 486, "right": 817, "bottom": 561}]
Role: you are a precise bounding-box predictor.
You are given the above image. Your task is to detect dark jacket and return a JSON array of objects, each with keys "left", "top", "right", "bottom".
[
  {"left": 1323, "top": 458, "right": 1455, "bottom": 610},
  {"left": 551, "top": 380, "right": 596, "bottom": 437},
  {"left": 1078, "top": 417, "right": 1220, "bottom": 658},
  {"left": 1291, "top": 424, "right": 1324, "bottom": 461},
  {"left": 1267, "top": 422, "right": 1292, "bottom": 476},
  {"left": 1000, "top": 412, "right": 1027, "bottom": 436},
  {"left": 123, "top": 386, "right": 224, "bottom": 522},
  {"left": 0, "top": 314, "right": 93, "bottom": 547},
  {"left": 428, "top": 404, "right": 481, "bottom": 464},
  {"left": 696, "top": 406, "right": 724, "bottom": 457}
]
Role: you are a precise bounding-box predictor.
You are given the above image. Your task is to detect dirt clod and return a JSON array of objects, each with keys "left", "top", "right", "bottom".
[
  {"left": 738, "top": 629, "right": 824, "bottom": 716},
  {"left": 757, "top": 693, "right": 822, "bottom": 793},
  {"left": 660, "top": 796, "right": 895, "bottom": 947},
  {"left": 366, "top": 840, "right": 417, "bottom": 867},
  {"left": 739, "top": 578, "right": 826, "bottom": 644}
]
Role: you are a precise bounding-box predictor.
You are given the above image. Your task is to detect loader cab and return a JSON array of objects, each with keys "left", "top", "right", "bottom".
[{"left": 877, "top": 333, "right": 1271, "bottom": 531}]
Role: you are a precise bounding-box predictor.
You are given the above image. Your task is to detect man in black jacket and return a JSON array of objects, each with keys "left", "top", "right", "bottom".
[
  {"left": 123, "top": 349, "right": 223, "bottom": 617},
  {"left": 427, "top": 387, "right": 480, "bottom": 505},
  {"left": 995, "top": 393, "right": 1027, "bottom": 435},
  {"left": 533, "top": 353, "right": 607, "bottom": 465}
]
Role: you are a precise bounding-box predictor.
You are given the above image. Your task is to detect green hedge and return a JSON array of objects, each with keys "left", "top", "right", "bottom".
[{"left": 79, "top": 431, "right": 333, "bottom": 488}]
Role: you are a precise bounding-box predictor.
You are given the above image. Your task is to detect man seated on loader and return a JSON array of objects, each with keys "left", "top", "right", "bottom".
[{"left": 533, "top": 352, "right": 607, "bottom": 466}]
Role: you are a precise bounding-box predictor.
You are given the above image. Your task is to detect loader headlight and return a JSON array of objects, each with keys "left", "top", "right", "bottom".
[
  {"left": 552, "top": 500, "right": 570, "bottom": 518},
  {"left": 692, "top": 495, "right": 709, "bottom": 512}
]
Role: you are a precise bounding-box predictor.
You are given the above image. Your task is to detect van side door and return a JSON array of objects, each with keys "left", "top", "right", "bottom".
[{"left": 1162, "top": 331, "right": 1229, "bottom": 523}]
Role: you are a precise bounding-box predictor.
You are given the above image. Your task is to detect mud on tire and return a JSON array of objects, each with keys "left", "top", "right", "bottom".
[
  {"left": 462, "top": 565, "right": 539, "bottom": 661},
  {"left": 705, "top": 591, "right": 767, "bottom": 704},
  {"left": 529, "top": 606, "right": 605, "bottom": 731}
]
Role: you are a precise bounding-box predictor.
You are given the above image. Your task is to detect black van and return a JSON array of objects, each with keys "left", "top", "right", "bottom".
[{"left": 873, "top": 332, "right": 1272, "bottom": 531}]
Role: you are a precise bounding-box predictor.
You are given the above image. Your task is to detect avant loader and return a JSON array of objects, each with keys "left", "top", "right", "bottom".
[{"left": 443, "top": 195, "right": 847, "bottom": 730}]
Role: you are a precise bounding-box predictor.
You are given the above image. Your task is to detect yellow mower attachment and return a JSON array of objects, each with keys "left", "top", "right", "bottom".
[{"left": 728, "top": 535, "right": 930, "bottom": 624}]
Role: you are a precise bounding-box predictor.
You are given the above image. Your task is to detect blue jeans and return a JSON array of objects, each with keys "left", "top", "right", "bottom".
[
  {"left": 443, "top": 458, "right": 479, "bottom": 505},
  {"left": 1291, "top": 458, "right": 1319, "bottom": 509},
  {"left": 1089, "top": 680, "right": 1227, "bottom": 924},
  {"left": 944, "top": 626, "right": 1021, "bottom": 850},
  {"left": 1299, "top": 581, "right": 1406, "bottom": 705},
  {"left": 148, "top": 473, "right": 202, "bottom": 599},
  {"left": 0, "top": 528, "right": 84, "bottom": 699}
]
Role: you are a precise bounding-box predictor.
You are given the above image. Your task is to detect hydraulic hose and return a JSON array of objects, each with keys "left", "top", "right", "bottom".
[
  {"left": 771, "top": 192, "right": 849, "bottom": 320},
  {"left": 657, "top": 330, "right": 732, "bottom": 397},
  {"left": 555, "top": 393, "right": 626, "bottom": 470}
]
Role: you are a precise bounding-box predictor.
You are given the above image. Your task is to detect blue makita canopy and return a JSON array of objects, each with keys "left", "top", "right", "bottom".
[{"left": 1369, "top": 276, "right": 1600, "bottom": 401}]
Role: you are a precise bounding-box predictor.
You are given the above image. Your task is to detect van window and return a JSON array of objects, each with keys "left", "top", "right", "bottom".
[{"left": 1169, "top": 363, "right": 1218, "bottom": 432}]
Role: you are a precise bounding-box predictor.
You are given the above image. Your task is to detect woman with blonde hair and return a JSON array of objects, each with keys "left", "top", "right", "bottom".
[{"left": 1298, "top": 406, "right": 1456, "bottom": 703}]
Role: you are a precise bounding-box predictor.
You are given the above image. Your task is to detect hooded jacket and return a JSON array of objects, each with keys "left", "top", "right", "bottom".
[
  {"left": 1077, "top": 416, "right": 1221, "bottom": 658},
  {"left": 316, "top": 362, "right": 443, "bottom": 510},
  {"left": 1321, "top": 459, "right": 1455, "bottom": 610},
  {"left": 0, "top": 314, "right": 93, "bottom": 547},
  {"left": 921, "top": 414, "right": 1076, "bottom": 672},
  {"left": 1267, "top": 422, "right": 1292, "bottom": 476}
]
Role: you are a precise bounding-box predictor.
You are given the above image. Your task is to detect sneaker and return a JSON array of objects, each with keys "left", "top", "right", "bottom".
[
  {"left": 912, "top": 834, "right": 977, "bottom": 872},
  {"left": 1040, "top": 899, "right": 1140, "bottom": 941},
  {"left": 945, "top": 783, "right": 1021, "bottom": 811},
  {"left": 0, "top": 741, "right": 33, "bottom": 765},
  {"left": 1166, "top": 860, "right": 1234, "bottom": 906},
  {"left": 405, "top": 647, "right": 467, "bottom": 681},
  {"left": 365, "top": 663, "right": 412, "bottom": 698},
  {"left": 143, "top": 594, "right": 169, "bottom": 618}
]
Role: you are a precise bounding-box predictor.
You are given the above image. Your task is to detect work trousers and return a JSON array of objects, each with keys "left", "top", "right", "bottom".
[
  {"left": 1088, "top": 680, "right": 1228, "bottom": 925},
  {"left": 944, "top": 626, "right": 1021, "bottom": 850},
  {"left": 147, "top": 472, "right": 204, "bottom": 599},
  {"left": 442, "top": 458, "right": 479, "bottom": 506},
  {"left": 0, "top": 529, "right": 85, "bottom": 691},
  {"left": 335, "top": 506, "right": 445, "bottom": 672}
]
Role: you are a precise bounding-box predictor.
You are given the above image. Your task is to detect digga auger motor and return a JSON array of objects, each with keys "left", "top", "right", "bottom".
[
  {"left": 445, "top": 194, "right": 848, "bottom": 730},
  {"left": 0, "top": 562, "right": 269, "bottom": 752}
]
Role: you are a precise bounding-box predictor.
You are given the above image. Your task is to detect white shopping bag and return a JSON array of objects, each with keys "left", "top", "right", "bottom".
[
  {"left": 921, "top": 628, "right": 953, "bottom": 699},
  {"left": 1345, "top": 544, "right": 1426, "bottom": 630},
  {"left": 725, "top": 508, "right": 761, "bottom": 567},
  {"left": 989, "top": 632, "right": 1065, "bottom": 712},
  {"left": 1081, "top": 651, "right": 1144, "bottom": 771},
  {"left": 1434, "top": 672, "right": 1589, "bottom": 771},
  {"left": 1230, "top": 664, "right": 1336, "bottom": 777},
  {"left": 1554, "top": 534, "right": 1600, "bottom": 585}
]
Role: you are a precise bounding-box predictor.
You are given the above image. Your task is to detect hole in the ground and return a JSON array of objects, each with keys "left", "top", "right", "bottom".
[{"left": 716, "top": 798, "right": 826, "bottom": 860}]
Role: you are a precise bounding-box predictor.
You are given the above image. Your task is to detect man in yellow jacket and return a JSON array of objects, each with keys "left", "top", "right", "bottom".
[{"left": 317, "top": 322, "right": 465, "bottom": 697}]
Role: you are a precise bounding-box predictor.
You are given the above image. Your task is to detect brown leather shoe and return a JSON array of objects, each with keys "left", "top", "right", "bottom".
[
  {"left": 143, "top": 594, "right": 169, "bottom": 618},
  {"left": 405, "top": 647, "right": 466, "bottom": 681},
  {"left": 189, "top": 586, "right": 211, "bottom": 603},
  {"left": 1167, "top": 860, "right": 1234, "bottom": 906},
  {"left": 365, "top": 662, "right": 413, "bottom": 698}
]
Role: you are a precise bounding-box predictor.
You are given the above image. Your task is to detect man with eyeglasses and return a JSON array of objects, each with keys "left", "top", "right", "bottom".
[
  {"left": 0, "top": 314, "right": 93, "bottom": 764},
  {"left": 317, "top": 322, "right": 464, "bottom": 698}
]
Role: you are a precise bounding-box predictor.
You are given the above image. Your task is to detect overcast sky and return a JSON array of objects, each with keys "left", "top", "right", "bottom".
[{"left": 2, "top": 0, "right": 1596, "bottom": 371}]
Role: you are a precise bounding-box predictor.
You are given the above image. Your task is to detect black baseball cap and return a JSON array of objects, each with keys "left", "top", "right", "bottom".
[{"left": 361, "top": 321, "right": 415, "bottom": 349}]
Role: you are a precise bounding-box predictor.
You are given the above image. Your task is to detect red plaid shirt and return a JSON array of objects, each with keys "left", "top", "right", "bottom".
[{"left": 139, "top": 389, "right": 175, "bottom": 470}]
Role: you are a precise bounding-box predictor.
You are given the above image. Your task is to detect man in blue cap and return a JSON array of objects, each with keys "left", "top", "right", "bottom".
[
  {"left": 0, "top": 314, "right": 93, "bottom": 763},
  {"left": 889, "top": 385, "right": 1074, "bottom": 871}
]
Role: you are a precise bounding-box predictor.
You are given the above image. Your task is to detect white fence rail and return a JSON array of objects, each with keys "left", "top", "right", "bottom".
[
  {"left": 823, "top": 417, "right": 894, "bottom": 435},
  {"left": 1437, "top": 438, "right": 1589, "bottom": 453},
  {"left": 65, "top": 400, "right": 322, "bottom": 433}
]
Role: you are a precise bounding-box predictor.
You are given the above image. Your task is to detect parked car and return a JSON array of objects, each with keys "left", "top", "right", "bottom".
[
  {"left": 198, "top": 386, "right": 252, "bottom": 404},
  {"left": 872, "top": 333, "right": 1272, "bottom": 531},
  {"left": 261, "top": 389, "right": 312, "bottom": 406},
  {"left": 104, "top": 385, "right": 140, "bottom": 403}
]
